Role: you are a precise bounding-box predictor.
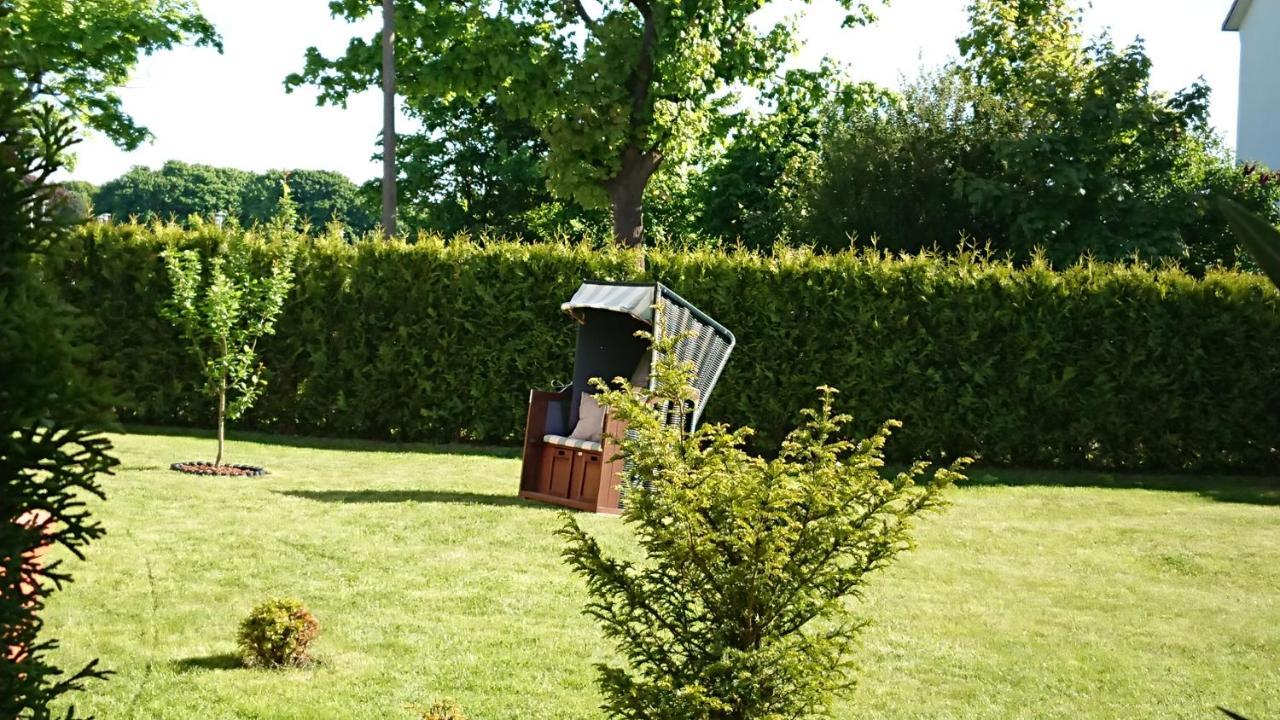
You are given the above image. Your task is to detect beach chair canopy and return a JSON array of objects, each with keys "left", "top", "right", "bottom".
[{"left": 561, "top": 281, "right": 735, "bottom": 431}]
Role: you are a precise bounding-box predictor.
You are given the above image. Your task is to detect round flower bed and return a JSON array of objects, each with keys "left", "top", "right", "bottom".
[{"left": 170, "top": 461, "right": 268, "bottom": 477}]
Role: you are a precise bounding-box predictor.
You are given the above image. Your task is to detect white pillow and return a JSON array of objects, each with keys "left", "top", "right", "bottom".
[{"left": 570, "top": 393, "right": 605, "bottom": 442}]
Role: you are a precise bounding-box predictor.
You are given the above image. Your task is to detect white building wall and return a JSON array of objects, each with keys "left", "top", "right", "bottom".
[{"left": 1238, "top": 0, "right": 1280, "bottom": 168}]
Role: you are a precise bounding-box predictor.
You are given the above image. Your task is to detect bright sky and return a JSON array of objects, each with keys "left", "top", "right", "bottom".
[{"left": 64, "top": 0, "right": 1244, "bottom": 185}]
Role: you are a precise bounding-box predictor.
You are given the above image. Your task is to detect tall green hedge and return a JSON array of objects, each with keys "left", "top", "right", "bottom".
[{"left": 57, "top": 223, "right": 1280, "bottom": 472}]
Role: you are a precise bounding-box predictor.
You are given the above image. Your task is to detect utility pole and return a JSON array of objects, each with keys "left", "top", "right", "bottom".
[{"left": 381, "top": 0, "right": 397, "bottom": 237}]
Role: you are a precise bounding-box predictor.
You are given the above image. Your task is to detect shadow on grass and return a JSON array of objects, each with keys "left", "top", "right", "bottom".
[
  {"left": 123, "top": 424, "right": 521, "bottom": 459},
  {"left": 172, "top": 653, "right": 242, "bottom": 672},
  {"left": 962, "top": 467, "right": 1280, "bottom": 506},
  {"left": 130, "top": 426, "right": 1279, "bottom": 506},
  {"left": 274, "top": 489, "right": 535, "bottom": 508}
]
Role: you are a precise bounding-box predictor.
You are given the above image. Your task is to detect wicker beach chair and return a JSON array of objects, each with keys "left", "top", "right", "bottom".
[{"left": 518, "top": 282, "right": 735, "bottom": 513}]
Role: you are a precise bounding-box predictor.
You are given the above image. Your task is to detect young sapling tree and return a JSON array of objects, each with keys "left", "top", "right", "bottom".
[{"left": 161, "top": 185, "right": 298, "bottom": 467}]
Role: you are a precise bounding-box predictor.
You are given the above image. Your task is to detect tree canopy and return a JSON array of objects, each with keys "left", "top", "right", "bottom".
[
  {"left": 386, "top": 95, "right": 571, "bottom": 237},
  {"left": 1, "top": 0, "right": 219, "bottom": 150},
  {"left": 791, "top": 0, "right": 1280, "bottom": 268},
  {"left": 693, "top": 63, "right": 885, "bottom": 249},
  {"left": 953, "top": 0, "right": 1214, "bottom": 262},
  {"left": 242, "top": 169, "right": 376, "bottom": 233},
  {"left": 94, "top": 162, "right": 376, "bottom": 232},
  {"left": 96, "top": 161, "right": 251, "bottom": 222},
  {"left": 288, "top": 0, "right": 881, "bottom": 246}
]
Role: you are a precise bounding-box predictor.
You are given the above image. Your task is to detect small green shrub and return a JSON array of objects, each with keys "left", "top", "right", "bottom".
[
  {"left": 559, "top": 340, "right": 970, "bottom": 719},
  {"left": 413, "top": 700, "right": 468, "bottom": 720},
  {"left": 236, "top": 598, "right": 319, "bottom": 668}
]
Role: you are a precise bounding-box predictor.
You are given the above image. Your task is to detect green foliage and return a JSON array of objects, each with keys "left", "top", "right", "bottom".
[
  {"left": 694, "top": 64, "right": 886, "bottom": 249},
  {"left": 241, "top": 169, "right": 375, "bottom": 234},
  {"left": 159, "top": 200, "right": 296, "bottom": 465},
  {"left": 954, "top": 0, "right": 1212, "bottom": 262},
  {"left": 236, "top": 597, "right": 319, "bottom": 669},
  {"left": 1, "top": 0, "right": 219, "bottom": 150},
  {"left": 288, "top": 0, "right": 882, "bottom": 243},
  {"left": 0, "top": 16, "right": 116, "bottom": 716},
  {"left": 413, "top": 700, "right": 469, "bottom": 720},
  {"left": 94, "top": 161, "right": 376, "bottom": 232},
  {"left": 49, "top": 182, "right": 93, "bottom": 224},
  {"left": 57, "top": 227, "right": 1280, "bottom": 473},
  {"left": 1179, "top": 157, "right": 1280, "bottom": 271},
  {"left": 386, "top": 96, "right": 580, "bottom": 237},
  {"left": 1217, "top": 197, "right": 1280, "bottom": 290},
  {"left": 794, "top": 1, "right": 1280, "bottom": 269},
  {"left": 59, "top": 179, "right": 96, "bottom": 204},
  {"left": 54, "top": 179, "right": 96, "bottom": 222},
  {"left": 97, "top": 161, "right": 253, "bottom": 223},
  {"left": 560, "top": 337, "right": 967, "bottom": 718},
  {"left": 799, "top": 67, "right": 1007, "bottom": 254}
]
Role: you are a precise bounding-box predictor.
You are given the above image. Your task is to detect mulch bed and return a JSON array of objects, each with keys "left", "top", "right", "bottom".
[{"left": 170, "top": 462, "right": 268, "bottom": 477}]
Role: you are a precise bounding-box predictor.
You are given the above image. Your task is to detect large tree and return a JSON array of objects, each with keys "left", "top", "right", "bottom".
[
  {"left": 790, "top": 0, "right": 1279, "bottom": 268},
  {"left": 693, "top": 63, "right": 883, "bottom": 249},
  {"left": 953, "top": 0, "right": 1212, "bottom": 262},
  {"left": 1, "top": 0, "right": 218, "bottom": 150},
  {"left": 385, "top": 95, "right": 568, "bottom": 236},
  {"left": 241, "top": 169, "right": 376, "bottom": 233},
  {"left": 288, "top": 0, "right": 881, "bottom": 247}
]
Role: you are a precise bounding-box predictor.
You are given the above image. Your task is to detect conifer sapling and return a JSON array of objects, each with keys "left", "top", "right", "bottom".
[{"left": 559, "top": 324, "right": 970, "bottom": 719}]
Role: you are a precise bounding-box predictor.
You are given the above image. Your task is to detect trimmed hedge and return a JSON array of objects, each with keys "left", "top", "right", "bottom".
[{"left": 57, "top": 223, "right": 1280, "bottom": 472}]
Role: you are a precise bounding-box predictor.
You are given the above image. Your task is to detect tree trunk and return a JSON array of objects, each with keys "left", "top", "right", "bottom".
[
  {"left": 604, "top": 146, "right": 661, "bottom": 248},
  {"left": 381, "top": 0, "right": 397, "bottom": 238},
  {"left": 215, "top": 377, "right": 226, "bottom": 467}
]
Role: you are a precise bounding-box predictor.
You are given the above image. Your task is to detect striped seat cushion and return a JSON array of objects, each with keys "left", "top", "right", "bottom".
[{"left": 542, "top": 434, "right": 603, "bottom": 452}]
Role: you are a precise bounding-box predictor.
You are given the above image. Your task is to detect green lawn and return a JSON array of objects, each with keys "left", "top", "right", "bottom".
[{"left": 46, "top": 430, "right": 1280, "bottom": 719}]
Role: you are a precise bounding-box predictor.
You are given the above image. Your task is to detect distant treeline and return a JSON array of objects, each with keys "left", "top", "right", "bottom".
[{"left": 64, "top": 161, "right": 375, "bottom": 232}]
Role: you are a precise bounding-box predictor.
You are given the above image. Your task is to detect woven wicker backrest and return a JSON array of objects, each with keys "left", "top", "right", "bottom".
[
  {"left": 654, "top": 284, "right": 735, "bottom": 430},
  {"left": 561, "top": 281, "right": 734, "bottom": 432}
]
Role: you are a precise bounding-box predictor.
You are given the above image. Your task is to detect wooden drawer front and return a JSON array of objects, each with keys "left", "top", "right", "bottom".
[
  {"left": 568, "top": 451, "right": 587, "bottom": 501},
  {"left": 575, "top": 452, "right": 603, "bottom": 503},
  {"left": 536, "top": 446, "right": 555, "bottom": 494},
  {"left": 547, "top": 448, "right": 573, "bottom": 497}
]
